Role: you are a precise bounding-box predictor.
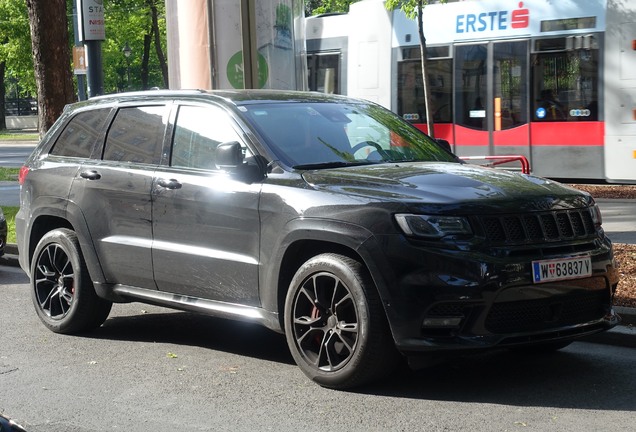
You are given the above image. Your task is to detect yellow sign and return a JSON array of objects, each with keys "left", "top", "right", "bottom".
[{"left": 73, "top": 46, "right": 87, "bottom": 75}]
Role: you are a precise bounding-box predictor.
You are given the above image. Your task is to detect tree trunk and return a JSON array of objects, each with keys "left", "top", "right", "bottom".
[
  {"left": 0, "top": 61, "right": 6, "bottom": 131},
  {"left": 148, "top": 0, "right": 169, "bottom": 88},
  {"left": 417, "top": 1, "right": 435, "bottom": 138},
  {"left": 25, "top": 0, "right": 74, "bottom": 135},
  {"left": 141, "top": 33, "right": 151, "bottom": 89}
]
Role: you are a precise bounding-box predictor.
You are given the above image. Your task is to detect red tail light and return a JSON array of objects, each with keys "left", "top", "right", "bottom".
[{"left": 18, "top": 166, "right": 30, "bottom": 185}]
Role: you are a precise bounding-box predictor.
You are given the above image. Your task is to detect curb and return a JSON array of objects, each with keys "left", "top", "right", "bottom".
[{"left": 1, "top": 243, "right": 635, "bottom": 348}]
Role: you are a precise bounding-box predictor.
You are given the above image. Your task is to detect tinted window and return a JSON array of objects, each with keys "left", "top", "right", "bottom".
[
  {"left": 242, "top": 101, "right": 456, "bottom": 168},
  {"left": 51, "top": 109, "right": 110, "bottom": 158},
  {"left": 103, "top": 106, "right": 167, "bottom": 164},
  {"left": 171, "top": 105, "right": 243, "bottom": 170}
]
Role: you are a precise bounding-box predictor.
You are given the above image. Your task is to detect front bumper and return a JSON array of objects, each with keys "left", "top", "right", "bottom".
[{"left": 377, "top": 234, "right": 620, "bottom": 355}]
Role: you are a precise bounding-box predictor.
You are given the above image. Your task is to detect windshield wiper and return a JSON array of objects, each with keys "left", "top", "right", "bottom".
[{"left": 293, "top": 161, "right": 378, "bottom": 170}]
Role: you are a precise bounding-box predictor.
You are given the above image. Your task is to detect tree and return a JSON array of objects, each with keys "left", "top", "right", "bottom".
[
  {"left": 385, "top": 0, "right": 443, "bottom": 138},
  {"left": 306, "top": 0, "right": 359, "bottom": 15},
  {"left": 25, "top": 0, "right": 74, "bottom": 134},
  {"left": 0, "top": 0, "right": 36, "bottom": 130},
  {"left": 103, "top": 0, "right": 168, "bottom": 93}
]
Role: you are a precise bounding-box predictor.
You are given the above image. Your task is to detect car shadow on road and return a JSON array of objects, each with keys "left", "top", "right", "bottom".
[
  {"left": 358, "top": 346, "right": 636, "bottom": 411},
  {"left": 83, "top": 307, "right": 635, "bottom": 410},
  {"left": 87, "top": 309, "right": 295, "bottom": 366}
]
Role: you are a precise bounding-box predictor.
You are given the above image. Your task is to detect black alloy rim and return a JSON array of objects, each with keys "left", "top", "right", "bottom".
[
  {"left": 291, "top": 272, "right": 359, "bottom": 371},
  {"left": 34, "top": 244, "right": 75, "bottom": 320}
]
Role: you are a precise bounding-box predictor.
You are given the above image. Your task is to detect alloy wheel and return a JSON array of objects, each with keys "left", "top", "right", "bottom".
[
  {"left": 34, "top": 243, "right": 76, "bottom": 320},
  {"left": 291, "top": 271, "right": 359, "bottom": 372}
]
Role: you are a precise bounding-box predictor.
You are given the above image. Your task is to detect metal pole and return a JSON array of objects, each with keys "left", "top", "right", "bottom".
[
  {"left": 85, "top": 41, "right": 104, "bottom": 97},
  {"left": 240, "top": 0, "right": 258, "bottom": 89},
  {"left": 72, "top": 4, "right": 87, "bottom": 101}
]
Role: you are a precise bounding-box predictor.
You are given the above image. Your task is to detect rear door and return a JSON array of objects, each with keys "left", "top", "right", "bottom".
[
  {"left": 151, "top": 103, "right": 262, "bottom": 305},
  {"left": 70, "top": 103, "right": 170, "bottom": 288}
]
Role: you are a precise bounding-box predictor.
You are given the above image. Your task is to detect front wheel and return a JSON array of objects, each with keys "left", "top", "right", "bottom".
[
  {"left": 30, "top": 228, "right": 112, "bottom": 334},
  {"left": 284, "top": 253, "right": 398, "bottom": 389}
]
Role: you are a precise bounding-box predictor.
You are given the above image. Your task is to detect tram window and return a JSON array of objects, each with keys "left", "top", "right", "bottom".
[
  {"left": 532, "top": 38, "right": 599, "bottom": 122},
  {"left": 540, "top": 17, "right": 596, "bottom": 32},
  {"left": 401, "top": 46, "right": 450, "bottom": 60},
  {"left": 307, "top": 53, "right": 340, "bottom": 94},
  {"left": 397, "top": 58, "right": 452, "bottom": 124}
]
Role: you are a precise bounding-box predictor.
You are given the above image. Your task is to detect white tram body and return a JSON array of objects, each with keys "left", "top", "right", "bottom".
[{"left": 306, "top": 0, "right": 636, "bottom": 183}]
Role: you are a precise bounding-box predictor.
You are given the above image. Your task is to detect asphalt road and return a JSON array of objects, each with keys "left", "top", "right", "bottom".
[
  {"left": 1, "top": 265, "right": 635, "bottom": 432},
  {"left": 0, "top": 144, "right": 35, "bottom": 167}
]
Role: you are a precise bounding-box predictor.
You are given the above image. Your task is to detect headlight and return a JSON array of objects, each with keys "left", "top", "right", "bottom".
[
  {"left": 395, "top": 214, "right": 472, "bottom": 239},
  {"left": 591, "top": 203, "right": 602, "bottom": 227}
]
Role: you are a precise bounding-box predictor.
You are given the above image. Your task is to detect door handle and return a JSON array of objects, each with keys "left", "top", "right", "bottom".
[
  {"left": 80, "top": 170, "right": 101, "bottom": 180},
  {"left": 157, "top": 178, "right": 182, "bottom": 190}
]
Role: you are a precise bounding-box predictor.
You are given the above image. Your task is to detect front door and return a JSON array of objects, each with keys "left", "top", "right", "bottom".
[
  {"left": 454, "top": 40, "right": 530, "bottom": 160},
  {"left": 151, "top": 103, "right": 261, "bottom": 306}
]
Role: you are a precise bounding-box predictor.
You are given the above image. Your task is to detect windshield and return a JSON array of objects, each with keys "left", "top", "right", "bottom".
[{"left": 239, "top": 101, "right": 457, "bottom": 168}]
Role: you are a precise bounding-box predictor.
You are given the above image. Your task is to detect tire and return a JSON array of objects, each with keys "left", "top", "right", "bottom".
[
  {"left": 30, "top": 228, "right": 112, "bottom": 334},
  {"left": 284, "top": 253, "right": 398, "bottom": 389}
]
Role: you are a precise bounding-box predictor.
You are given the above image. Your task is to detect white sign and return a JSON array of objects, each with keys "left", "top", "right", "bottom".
[
  {"left": 77, "top": 0, "right": 105, "bottom": 42},
  {"left": 392, "top": 0, "right": 607, "bottom": 46}
]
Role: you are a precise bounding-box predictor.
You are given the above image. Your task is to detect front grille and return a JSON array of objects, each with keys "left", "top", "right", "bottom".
[
  {"left": 485, "top": 290, "right": 608, "bottom": 334},
  {"left": 478, "top": 208, "right": 596, "bottom": 245}
]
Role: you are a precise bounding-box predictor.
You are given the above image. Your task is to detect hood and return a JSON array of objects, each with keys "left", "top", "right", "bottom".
[{"left": 301, "top": 162, "right": 591, "bottom": 213}]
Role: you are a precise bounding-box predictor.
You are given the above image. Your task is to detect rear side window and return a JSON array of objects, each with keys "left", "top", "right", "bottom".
[
  {"left": 50, "top": 109, "right": 110, "bottom": 158},
  {"left": 170, "top": 105, "right": 243, "bottom": 170},
  {"left": 103, "top": 106, "right": 167, "bottom": 164}
]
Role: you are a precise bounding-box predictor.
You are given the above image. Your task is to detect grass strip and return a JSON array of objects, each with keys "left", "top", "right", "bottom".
[
  {"left": 0, "top": 167, "right": 20, "bottom": 181},
  {"left": 1, "top": 206, "right": 18, "bottom": 244}
]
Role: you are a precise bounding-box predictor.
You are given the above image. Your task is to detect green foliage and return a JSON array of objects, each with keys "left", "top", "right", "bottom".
[
  {"left": 1, "top": 0, "right": 167, "bottom": 99},
  {"left": 0, "top": 131, "right": 38, "bottom": 141},
  {"left": 102, "top": 0, "right": 167, "bottom": 93},
  {"left": 276, "top": 3, "right": 292, "bottom": 29},
  {"left": 0, "top": 167, "right": 19, "bottom": 181},
  {"left": 0, "top": 0, "right": 36, "bottom": 95},
  {"left": 307, "top": 0, "right": 360, "bottom": 15},
  {"left": 2, "top": 205, "right": 18, "bottom": 244}
]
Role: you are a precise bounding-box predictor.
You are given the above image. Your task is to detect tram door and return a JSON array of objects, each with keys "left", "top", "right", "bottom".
[{"left": 454, "top": 40, "right": 529, "bottom": 160}]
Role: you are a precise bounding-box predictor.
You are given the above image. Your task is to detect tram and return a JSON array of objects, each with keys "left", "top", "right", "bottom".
[{"left": 305, "top": 0, "right": 636, "bottom": 183}]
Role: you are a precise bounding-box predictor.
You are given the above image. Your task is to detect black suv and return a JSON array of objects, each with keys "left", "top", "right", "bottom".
[{"left": 16, "top": 90, "right": 620, "bottom": 389}]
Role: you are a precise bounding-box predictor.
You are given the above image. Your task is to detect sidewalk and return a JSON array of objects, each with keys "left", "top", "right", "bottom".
[{"left": 1, "top": 243, "right": 634, "bottom": 348}]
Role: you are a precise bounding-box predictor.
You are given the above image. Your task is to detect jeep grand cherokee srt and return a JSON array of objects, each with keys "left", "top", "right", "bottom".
[{"left": 16, "top": 90, "right": 620, "bottom": 389}]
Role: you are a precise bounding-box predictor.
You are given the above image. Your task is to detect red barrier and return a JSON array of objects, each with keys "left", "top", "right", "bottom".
[{"left": 460, "top": 155, "right": 531, "bottom": 174}]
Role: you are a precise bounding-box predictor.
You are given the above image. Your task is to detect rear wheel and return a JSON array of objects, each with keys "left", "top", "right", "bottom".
[
  {"left": 31, "top": 228, "right": 112, "bottom": 334},
  {"left": 284, "top": 253, "right": 398, "bottom": 389}
]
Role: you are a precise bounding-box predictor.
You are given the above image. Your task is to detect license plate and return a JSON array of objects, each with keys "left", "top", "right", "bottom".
[{"left": 532, "top": 256, "right": 592, "bottom": 284}]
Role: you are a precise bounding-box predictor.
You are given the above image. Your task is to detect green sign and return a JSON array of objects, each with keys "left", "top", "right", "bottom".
[{"left": 226, "top": 51, "right": 269, "bottom": 89}]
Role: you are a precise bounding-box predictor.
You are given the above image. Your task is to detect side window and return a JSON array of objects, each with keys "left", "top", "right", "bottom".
[
  {"left": 532, "top": 37, "right": 600, "bottom": 122},
  {"left": 103, "top": 105, "right": 167, "bottom": 164},
  {"left": 171, "top": 105, "right": 244, "bottom": 170},
  {"left": 50, "top": 109, "right": 110, "bottom": 158}
]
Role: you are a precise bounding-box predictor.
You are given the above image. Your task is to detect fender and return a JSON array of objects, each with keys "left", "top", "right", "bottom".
[
  {"left": 258, "top": 217, "right": 399, "bottom": 323},
  {"left": 24, "top": 197, "right": 108, "bottom": 288}
]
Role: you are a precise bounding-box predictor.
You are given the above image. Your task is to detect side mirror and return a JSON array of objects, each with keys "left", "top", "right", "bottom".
[
  {"left": 215, "top": 141, "right": 266, "bottom": 183},
  {"left": 215, "top": 141, "right": 244, "bottom": 169},
  {"left": 435, "top": 138, "right": 452, "bottom": 153}
]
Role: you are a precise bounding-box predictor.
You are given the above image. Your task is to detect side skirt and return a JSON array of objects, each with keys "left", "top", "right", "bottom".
[{"left": 109, "top": 284, "right": 283, "bottom": 333}]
